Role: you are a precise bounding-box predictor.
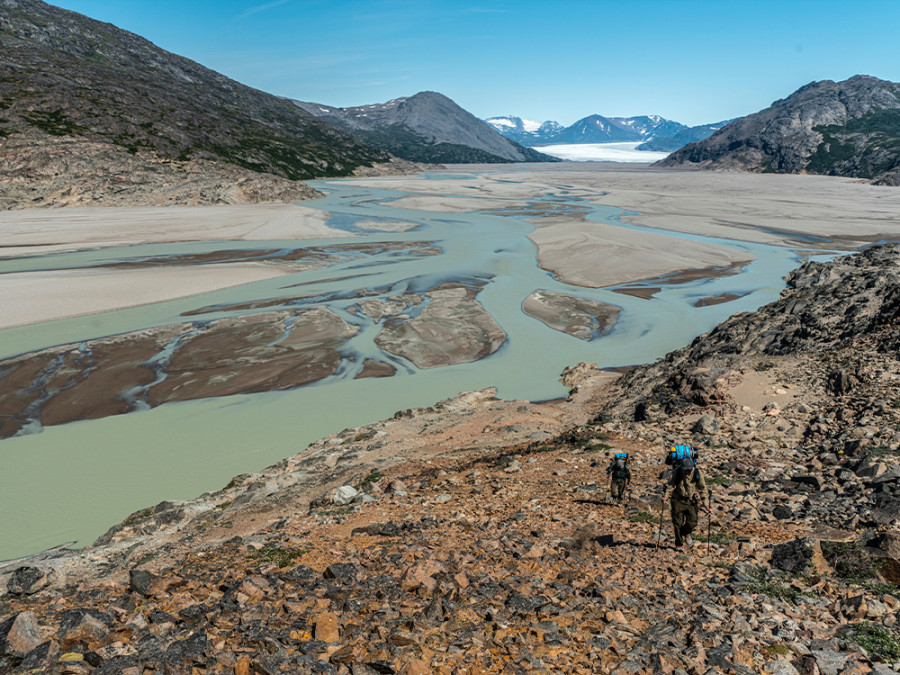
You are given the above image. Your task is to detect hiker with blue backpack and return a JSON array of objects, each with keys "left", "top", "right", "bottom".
[
  {"left": 662, "top": 445, "right": 711, "bottom": 552},
  {"left": 606, "top": 451, "right": 631, "bottom": 505}
]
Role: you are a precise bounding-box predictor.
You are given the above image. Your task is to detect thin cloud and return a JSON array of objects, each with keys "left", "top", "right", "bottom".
[{"left": 239, "top": 0, "right": 292, "bottom": 19}]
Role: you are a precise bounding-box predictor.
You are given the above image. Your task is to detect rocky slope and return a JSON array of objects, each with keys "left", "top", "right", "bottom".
[
  {"left": 4, "top": 247, "right": 900, "bottom": 674},
  {"left": 657, "top": 76, "right": 900, "bottom": 185},
  {"left": 0, "top": 0, "right": 391, "bottom": 209},
  {"left": 295, "top": 93, "right": 554, "bottom": 164}
]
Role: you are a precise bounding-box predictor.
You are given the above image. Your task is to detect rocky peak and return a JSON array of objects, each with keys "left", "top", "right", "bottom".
[{"left": 657, "top": 75, "right": 900, "bottom": 185}]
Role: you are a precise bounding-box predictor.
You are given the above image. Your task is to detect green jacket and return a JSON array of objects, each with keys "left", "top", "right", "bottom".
[{"left": 664, "top": 467, "right": 709, "bottom": 508}]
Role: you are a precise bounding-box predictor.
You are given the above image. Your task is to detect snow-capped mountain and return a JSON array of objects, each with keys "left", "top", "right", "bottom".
[
  {"left": 484, "top": 116, "right": 565, "bottom": 145},
  {"left": 484, "top": 116, "right": 564, "bottom": 146},
  {"left": 609, "top": 115, "right": 688, "bottom": 141},
  {"left": 485, "top": 113, "right": 690, "bottom": 146}
]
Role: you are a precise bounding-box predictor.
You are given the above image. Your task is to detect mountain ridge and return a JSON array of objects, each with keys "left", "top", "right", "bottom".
[
  {"left": 656, "top": 75, "right": 900, "bottom": 185},
  {"left": 0, "top": 0, "right": 393, "bottom": 209},
  {"left": 295, "top": 92, "right": 557, "bottom": 164}
]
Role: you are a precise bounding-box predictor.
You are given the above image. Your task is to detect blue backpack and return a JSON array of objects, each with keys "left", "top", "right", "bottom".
[{"left": 665, "top": 445, "right": 697, "bottom": 466}]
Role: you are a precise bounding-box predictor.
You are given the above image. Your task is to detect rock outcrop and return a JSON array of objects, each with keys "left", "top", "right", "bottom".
[{"left": 657, "top": 75, "right": 900, "bottom": 185}]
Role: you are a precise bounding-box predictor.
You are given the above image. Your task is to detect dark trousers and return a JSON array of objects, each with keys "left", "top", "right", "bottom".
[
  {"left": 611, "top": 479, "right": 626, "bottom": 502},
  {"left": 671, "top": 499, "right": 698, "bottom": 546}
]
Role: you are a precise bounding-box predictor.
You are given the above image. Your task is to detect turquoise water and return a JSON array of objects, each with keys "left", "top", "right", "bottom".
[{"left": 0, "top": 175, "right": 838, "bottom": 561}]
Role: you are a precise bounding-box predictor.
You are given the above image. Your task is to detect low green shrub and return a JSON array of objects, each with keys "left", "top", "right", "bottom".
[{"left": 844, "top": 622, "right": 900, "bottom": 661}]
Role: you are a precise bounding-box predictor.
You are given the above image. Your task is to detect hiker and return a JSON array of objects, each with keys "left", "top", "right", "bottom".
[
  {"left": 606, "top": 451, "right": 631, "bottom": 505},
  {"left": 662, "top": 455, "right": 710, "bottom": 551}
]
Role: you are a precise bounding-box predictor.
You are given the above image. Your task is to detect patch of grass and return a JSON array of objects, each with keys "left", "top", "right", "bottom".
[
  {"left": 21, "top": 109, "right": 85, "bottom": 136},
  {"left": 857, "top": 581, "right": 900, "bottom": 597},
  {"left": 821, "top": 541, "right": 885, "bottom": 583},
  {"left": 864, "top": 444, "right": 900, "bottom": 459},
  {"left": 743, "top": 566, "right": 805, "bottom": 603},
  {"left": 248, "top": 546, "right": 308, "bottom": 568},
  {"left": 763, "top": 644, "right": 792, "bottom": 658},
  {"left": 844, "top": 622, "right": 900, "bottom": 661},
  {"left": 357, "top": 470, "right": 384, "bottom": 489},
  {"left": 215, "top": 500, "right": 233, "bottom": 510},
  {"left": 705, "top": 561, "right": 733, "bottom": 571},
  {"left": 707, "top": 475, "right": 749, "bottom": 486},
  {"left": 628, "top": 511, "right": 660, "bottom": 524},
  {"left": 754, "top": 361, "right": 776, "bottom": 372},
  {"left": 585, "top": 442, "right": 613, "bottom": 453}
]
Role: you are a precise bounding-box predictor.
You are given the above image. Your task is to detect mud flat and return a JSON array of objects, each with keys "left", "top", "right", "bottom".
[{"left": 0, "top": 307, "right": 359, "bottom": 438}]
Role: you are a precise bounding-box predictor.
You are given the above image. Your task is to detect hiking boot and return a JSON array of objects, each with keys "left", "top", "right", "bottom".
[{"left": 674, "top": 545, "right": 683, "bottom": 552}]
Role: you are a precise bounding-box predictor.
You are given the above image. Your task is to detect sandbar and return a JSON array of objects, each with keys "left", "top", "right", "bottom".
[
  {"left": 0, "top": 263, "right": 295, "bottom": 330},
  {"left": 0, "top": 203, "right": 342, "bottom": 257}
]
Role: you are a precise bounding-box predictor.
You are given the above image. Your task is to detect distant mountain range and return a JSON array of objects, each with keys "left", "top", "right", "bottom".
[
  {"left": 658, "top": 75, "right": 900, "bottom": 185},
  {"left": 294, "top": 93, "right": 555, "bottom": 164},
  {"left": 636, "top": 120, "right": 734, "bottom": 152},
  {"left": 484, "top": 114, "right": 726, "bottom": 151}
]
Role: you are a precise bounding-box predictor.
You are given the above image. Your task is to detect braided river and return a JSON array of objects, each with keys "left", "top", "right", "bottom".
[{"left": 0, "top": 171, "right": 838, "bottom": 560}]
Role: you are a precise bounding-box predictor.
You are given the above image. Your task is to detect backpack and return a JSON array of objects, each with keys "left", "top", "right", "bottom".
[
  {"left": 665, "top": 444, "right": 697, "bottom": 466},
  {"left": 610, "top": 452, "right": 629, "bottom": 480}
]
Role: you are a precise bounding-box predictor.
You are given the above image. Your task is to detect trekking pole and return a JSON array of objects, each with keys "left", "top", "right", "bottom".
[
  {"left": 655, "top": 486, "right": 665, "bottom": 553},
  {"left": 707, "top": 487, "right": 712, "bottom": 558}
]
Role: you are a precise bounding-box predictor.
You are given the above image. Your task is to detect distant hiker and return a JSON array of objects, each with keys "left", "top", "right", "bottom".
[
  {"left": 606, "top": 451, "right": 631, "bottom": 505},
  {"left": 662, "top": 454, "right": 710, "bottom": 551}
]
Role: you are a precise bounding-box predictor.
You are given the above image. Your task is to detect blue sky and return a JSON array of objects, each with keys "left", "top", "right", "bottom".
[{"left": 52, "top": 0, "right": 900, "bottom": 126}]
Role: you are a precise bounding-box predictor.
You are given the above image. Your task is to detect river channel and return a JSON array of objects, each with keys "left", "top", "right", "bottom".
[{"left": 0, "top": 172, "right": 836, "bottom": 560}]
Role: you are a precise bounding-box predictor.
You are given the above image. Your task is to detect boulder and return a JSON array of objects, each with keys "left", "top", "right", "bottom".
[
  {"left": 6, "top": 566, "right": 55, "bottom": 596},
  {"left": 332, "top": 485, "right": 358, "bottom": 505},
  {"left": 0, "top": 611, "right": 43, "bottom": 657},
  {"left": 771, "top": 537, "right": 829, "bottom": 574},
  {"left": 692, "top": 415, "right": 719, "bottom": 435},
  {"left": 129, "top": 568, "right": 154, "bottom": 597},
  {"left": 772, "top": 505, "right": 793, "bottom": 520}
]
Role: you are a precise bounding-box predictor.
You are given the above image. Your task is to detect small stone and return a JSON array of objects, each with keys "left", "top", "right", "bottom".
[
  {"left": 399, "top": 658, "right": 430, "bottom": 675},
  {"left": 129, "top": 569, "right": 153, "bottom": 597},
  {"left": 386, "top": 480, "right": 407, "bottom": 494},
  {"left": 763, "top": 660, "right": 800, "bottom": 675},
  {"left": 434, "top": 493, "right": 452, "bottom": 503},
  {"left": 313, "top": 612, "right": 340, "bottom": 642}
]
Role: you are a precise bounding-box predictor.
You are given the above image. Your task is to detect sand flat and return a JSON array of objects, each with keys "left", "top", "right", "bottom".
[
  {"left": 0, "top": 203, "right": 342, "bottom": 257},
  {"left": 350, "top": 167, "right": 900, "bottom": 287},
  {"left": 0, "top": 263, "right": 295, "bottom": 330},
  {"left": 527, "top": 215, "right": 754, "bottom": 287}
]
